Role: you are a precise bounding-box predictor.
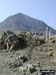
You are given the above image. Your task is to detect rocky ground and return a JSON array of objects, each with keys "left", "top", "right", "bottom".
[{"left": 0, "top": 42, "right": 56, "bottom": 75}]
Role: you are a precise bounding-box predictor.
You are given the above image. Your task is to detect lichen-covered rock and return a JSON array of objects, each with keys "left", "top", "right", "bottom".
[{"left": 7, "top": 57, "right": 23, "bottom": 68}]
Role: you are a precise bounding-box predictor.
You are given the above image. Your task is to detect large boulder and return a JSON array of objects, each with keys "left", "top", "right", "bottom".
[
  {"left": 7, "top": 56, "right": 23, "bottom": 68},
  {"left": 0, "top": 30, "right": 27, "bottom": 50}
]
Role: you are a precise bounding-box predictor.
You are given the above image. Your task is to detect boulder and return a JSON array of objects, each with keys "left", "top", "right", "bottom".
[
  {"left": 7, "top": 57, "right": 23, "bottom": 68},
  {"left": 0, "top": 30, "right": 27, "bottom": 50}
]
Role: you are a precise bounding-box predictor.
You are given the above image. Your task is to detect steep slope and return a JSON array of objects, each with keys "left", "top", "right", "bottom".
[{"left": 0, "top": 13, "right": 56, "bottom": 34}]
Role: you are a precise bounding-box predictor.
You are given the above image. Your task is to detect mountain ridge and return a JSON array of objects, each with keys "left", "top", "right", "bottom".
[{"left": 0, "top": 13, "right": 56, "bottom": 35}]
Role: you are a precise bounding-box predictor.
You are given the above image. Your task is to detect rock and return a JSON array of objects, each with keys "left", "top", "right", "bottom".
[
  {"left": 25, "top": 64, "right": 37, "bottom": 74},
  {"left": 19, "top": 66, "right": 27, "bottom": 72},
  {"left": 47, "top": 51, "right": 53, "bottom": 56},
  {"left": 0, "top": 30, "right": 27, "bottom": 50},
  {"left": 20, "top": 55, "right": 28, "bottom": 63},
  {"left": 7, "top": 57, "right": 23, "bottom": 68}
]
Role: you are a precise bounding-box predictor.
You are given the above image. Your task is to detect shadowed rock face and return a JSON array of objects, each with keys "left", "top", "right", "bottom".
[
  {"left": 0, "top": 13, "right": 56, "bottom": 35},
  {"left": 0, "top": 31, "right": 28, "bottom": 50}
]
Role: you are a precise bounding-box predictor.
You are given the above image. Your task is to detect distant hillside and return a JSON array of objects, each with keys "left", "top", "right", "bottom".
[{"left": 0, "top": 13, "right": 56, "bottom": 35}]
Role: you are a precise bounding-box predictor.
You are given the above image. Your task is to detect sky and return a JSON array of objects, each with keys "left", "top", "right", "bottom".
[{"left": 0, "top": 0, "right": 56, "bottom": 29}]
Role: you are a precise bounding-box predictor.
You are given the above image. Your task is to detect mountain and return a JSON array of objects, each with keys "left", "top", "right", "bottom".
[{"left": 0, "top": 13, "right": 56, "bottom": 35}]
